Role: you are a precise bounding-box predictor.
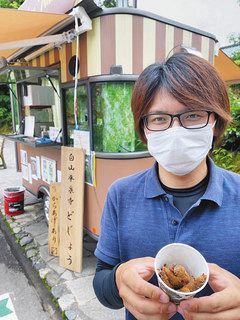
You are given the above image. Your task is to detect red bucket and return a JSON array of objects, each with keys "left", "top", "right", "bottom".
[{"left": 3, "top": 187, "right": 25, "bottom": 216}]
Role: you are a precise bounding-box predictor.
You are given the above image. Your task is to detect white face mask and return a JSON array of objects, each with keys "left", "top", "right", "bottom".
[{"left": 146, "top": 124, "right": 215, "bottom": 176}]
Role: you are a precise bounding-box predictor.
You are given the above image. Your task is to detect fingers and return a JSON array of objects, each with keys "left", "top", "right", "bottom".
[
  {"left": 208, "top": 263, "right": 240, "bottom": 286},
  {"left": 179, "top": 287, "right": 240, "bottom": 313},
  {"left": 124, "top": 301, "right": 169, "bottom": 320},
  {"left": 125, "top": 274, "right": 169, "bottom": 303},
  {"left": 120, "top": 284, "right": 176, "bottom": 315},
  {"left": 116, "top": 257, "right": 177, "bottom": 319},
  {"left": 120, "top": 266, "right": 170, "bottom": 303},
  {"left": 124, "top": 300, "right": 176, "bottom": 320},
  {"left": 178, "top": 307, "right": 240, "bottom": 320}
]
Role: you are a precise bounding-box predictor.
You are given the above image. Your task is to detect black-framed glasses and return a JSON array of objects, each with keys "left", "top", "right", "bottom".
[{"left": 142, "top": 110, "right": 212, "bottom": 131}]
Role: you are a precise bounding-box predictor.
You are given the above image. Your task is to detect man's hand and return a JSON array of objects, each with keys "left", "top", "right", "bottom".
[
  {"left": 115, "top": 257, "right": 177, "bottom": 320},
  {"left": 178, "top": 263, "right": 240, "bottom": 319}
]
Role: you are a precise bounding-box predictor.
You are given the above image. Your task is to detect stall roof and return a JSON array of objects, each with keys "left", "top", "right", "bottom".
[
  {"left": 0, "top": 8, "right": 72, "bottom": 59},
  {"left": 214, "top": 50, "right": 240, "bottom": 85}
]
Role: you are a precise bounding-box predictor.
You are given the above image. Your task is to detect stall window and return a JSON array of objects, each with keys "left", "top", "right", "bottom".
[
  {"left": 9, "top": 83, "right": 20, "bottom": 131},
  {"left": 65, "top": 85, "right": 88, "bottom": 146},
  {"left": 92, "top": 82, "right": 146, "bottom": 153},
  {"left": 22, "top": 77, "right": 61, "bottom": 137},
  {"left": 41, "top": 77, "right": 61, "bottom": 129}
]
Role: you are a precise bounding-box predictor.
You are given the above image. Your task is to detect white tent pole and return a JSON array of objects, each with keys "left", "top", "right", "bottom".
[{"left": 0, "top": 33, "right": 74, "bottom": 51}]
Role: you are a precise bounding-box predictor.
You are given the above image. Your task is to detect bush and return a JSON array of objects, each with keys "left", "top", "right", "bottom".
[
  {"left": 212, "top": 85, "right": 240, "bottom": 174},
  {"left": 222, "top": 86, "right": 240, "bottom": 151},
  {"left": 211, "top": 149, "right": 240, "bottom": 174},
  {"left": 0, "top": 85, "right": 12, "bottom": 134}
]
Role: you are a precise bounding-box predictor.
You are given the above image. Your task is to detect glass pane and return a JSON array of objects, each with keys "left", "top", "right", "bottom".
[
  {"left": 65, "top": 85, "right": 88, "bottom": 146},
  {"left": 92, "top": 82, "right": 146, "bottom": 153},
  {"left": 30, "top": 107, "right": 53, "bottom": 122},
  {"left": 9, "top": 83, "right": 20, "bottom": 130},
  {"left": 42, "top": 77, "right": 61, "bottom": 128}
]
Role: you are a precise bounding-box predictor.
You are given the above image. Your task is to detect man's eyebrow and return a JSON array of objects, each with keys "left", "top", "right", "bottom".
[{"left": 147, "top": 108, "right": 189, "bottom": 114}]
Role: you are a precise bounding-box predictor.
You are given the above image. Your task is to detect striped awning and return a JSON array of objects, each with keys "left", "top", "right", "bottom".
[{"left": 0, "top": 8, "right": 72, "bottom": 59}]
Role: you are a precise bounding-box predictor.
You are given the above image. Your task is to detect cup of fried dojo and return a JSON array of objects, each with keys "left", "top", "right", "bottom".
[{"left": 154, "top": 243, "right": 209, "bottom": 304}]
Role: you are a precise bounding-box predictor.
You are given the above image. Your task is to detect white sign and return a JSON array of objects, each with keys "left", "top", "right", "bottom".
[
  {"left": 74, "top": 130, "right": 90, "bottom": 155},
  {"left": 57, "top": 170, "right": 62, "bottom": 182},
  {"left": 36, "top": 156, "right": 41, "bottom": 179},
  {"left": 21, "top": 164, "right": 29, "bottom": 181},
  {"left": 41, "top": 157, "right": 57, "bottom": 184},
  {"left": 49, "top": 127, "right": 61, "bottom": 143},
  {"left": 24, "top": 116, "right": 35, "bottom": 137},
  {"left": 28, "top": 164, "right": 32, "bottom": 184},
  {"left": 20, "top": 150, "right": 27, "bottom": 165},
  {"left": 30, "top": 157, "right": 38, "bottom": 180}
]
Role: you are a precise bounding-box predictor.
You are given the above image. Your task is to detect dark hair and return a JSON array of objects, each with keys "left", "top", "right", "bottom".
[{"left": 131, "top": 52, "right": 232, "bottom": 145}]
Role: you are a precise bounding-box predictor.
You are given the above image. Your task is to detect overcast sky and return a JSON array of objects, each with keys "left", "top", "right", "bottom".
[{"left": 137, "top": 0, "right": 240, "bottom": 47}]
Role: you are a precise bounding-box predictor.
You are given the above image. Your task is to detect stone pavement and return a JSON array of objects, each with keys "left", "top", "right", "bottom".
[{"left": 0, "top": 140, "right": 124, "bottom": 320}]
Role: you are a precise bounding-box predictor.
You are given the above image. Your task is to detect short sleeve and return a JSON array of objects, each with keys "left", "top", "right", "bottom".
[{"left": 94, "top": 186, "right": 120, "bottom": 266}]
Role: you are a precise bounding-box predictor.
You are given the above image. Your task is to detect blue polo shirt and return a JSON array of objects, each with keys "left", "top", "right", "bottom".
[{"left": 95, "top": 158, "right": 240, "bottom": 320}]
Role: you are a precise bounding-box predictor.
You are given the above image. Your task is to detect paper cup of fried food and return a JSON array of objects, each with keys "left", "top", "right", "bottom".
[{"left": 154, "top": 243, "right": 209, "bottom": 304}]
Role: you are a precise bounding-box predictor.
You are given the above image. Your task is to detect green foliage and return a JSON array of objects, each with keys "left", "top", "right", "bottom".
[
  {"left": 228, "top": 33, "right": 240, "bottom": 45},
  {"left": 232, "top": 51, "right": 240, "bottom": 66},
  {"left": 0, "top": 86, "right": 12, "bottom": 133},
  {"left": 212, "top": 83, "right": 240, "bottom": 174},
  {"left": 92, "top": 82, "right": 146, "bottom": 153},
  {"left": 228, "top": 31, "right": 240, "bottom": 65},
  {"left": 211, "top": 149, "right": 240, "bottom": 174},
  {"left": 0, "top": 0, "right": 24, "bottom": 8},
  {"left": 221, "top": 87, "right": 240, "bottom": 151},
  {"left": 102, "top": 0, "right": 117, "bottom": 7}
]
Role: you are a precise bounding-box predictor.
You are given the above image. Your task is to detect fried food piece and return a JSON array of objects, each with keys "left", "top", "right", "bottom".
[
  {"left": 160, "top": 264, "right": 190, "bottom": 289},
  {"left": 159, "top": 267, "right": 174, "bottom": 289},
  {"left": 179, "top": 274, "right": 207, "bottom": 292},
  {"left": 173, "top": 264, "right": 191, "bottom": 285},
  {"left": 159, "top": 264, "right": 207, "bottom": 292}
]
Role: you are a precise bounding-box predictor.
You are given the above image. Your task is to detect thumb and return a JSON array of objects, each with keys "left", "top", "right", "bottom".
[
  {"left": 135, "top": 257, "right": 156, "bottom": 281},
  {"left": 208, "top": 263, "right": 234, "bottom": 292}
]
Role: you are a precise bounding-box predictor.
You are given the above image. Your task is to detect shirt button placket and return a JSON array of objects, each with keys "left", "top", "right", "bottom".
[
  {"left": 164, "top": 195, "right": 169, "bottom": 202},
  {"left": 171, "top": 219, "right": 179, "bottom": 226}
]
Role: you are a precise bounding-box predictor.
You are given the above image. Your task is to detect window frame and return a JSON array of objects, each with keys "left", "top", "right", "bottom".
[{"left": 61, "top": 75, "right": 150, "bottom": 159}]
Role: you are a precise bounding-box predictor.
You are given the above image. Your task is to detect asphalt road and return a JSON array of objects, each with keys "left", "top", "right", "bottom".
[{"left": 0, "top": 225, "right": 60, "bottom": 320}]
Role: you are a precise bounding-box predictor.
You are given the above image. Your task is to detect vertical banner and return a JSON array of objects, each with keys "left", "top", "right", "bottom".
[
  {"left": 59, "top": 147, "right": 85, "bottom": 272},
  {"left": 48, "top": 182, "right": 61, "bottom": 256}
]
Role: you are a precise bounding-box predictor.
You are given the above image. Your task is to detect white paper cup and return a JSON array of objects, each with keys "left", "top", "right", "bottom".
[{"left": 154, "top": 243, "right": 209, "bottom": 304}]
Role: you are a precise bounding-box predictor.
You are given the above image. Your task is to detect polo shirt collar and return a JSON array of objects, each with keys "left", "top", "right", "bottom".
[
  {"left": 201, "top": 157, "right": 223, "bottom": 206},
  {"left": 144, "top": 162, "right": 167, "bottom": 198},
  {"left": 144, "top": 157, "right": 224, "bottom": 206}
]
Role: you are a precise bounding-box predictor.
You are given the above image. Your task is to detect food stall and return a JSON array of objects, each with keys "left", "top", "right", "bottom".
[{"left": 0, "top": 1, "right": 221, "bottom": 239}]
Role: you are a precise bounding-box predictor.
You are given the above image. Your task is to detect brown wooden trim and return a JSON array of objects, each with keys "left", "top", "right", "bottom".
[
  {"left": 66, "top": 42, "right": 73, "bottom": 82},
  {"left": 36, "top": 56, "right": 40, "bottom": 67},
  {"left": 79, "top": 33, "right": 88, "bottom": 78},
  {"left": 28, "top": 60, "right": 32, "bottom": 66},
  {"left": 192, "top": 33, "right": 202, "bottom": 52},
  {"left": 174, "top": 27, "right": 183, "bottom": 53},
  {"left": 54, "top": 47, "right": 60, "bottom": 63},
  {"left": 132, "top": 15, "right": 143, "bottom": 74},
  {"left": 155, "top": 22, "right": 166, "bottom": 62},
  {"left": 44, "top": 51, "right": 50, "bottom": 66},
  {"left": 100, "top": 15, "right": 116, "bottom": 75}
]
